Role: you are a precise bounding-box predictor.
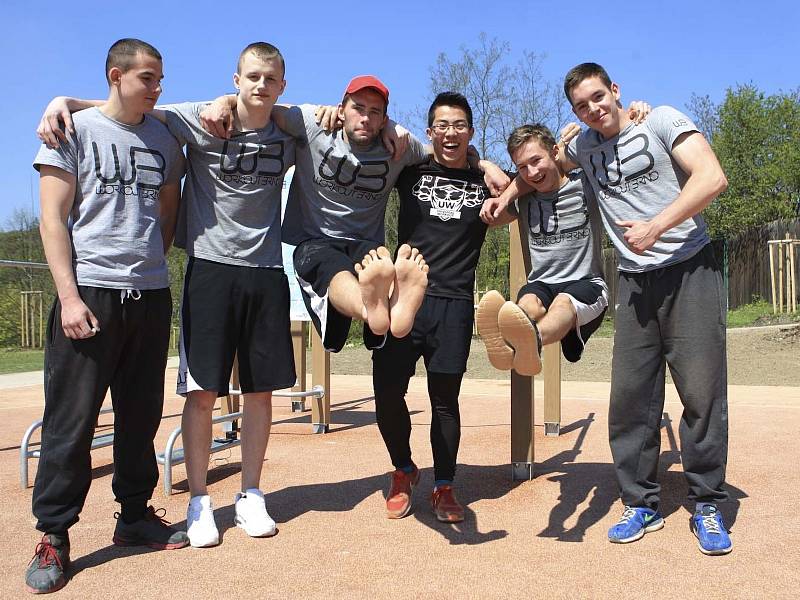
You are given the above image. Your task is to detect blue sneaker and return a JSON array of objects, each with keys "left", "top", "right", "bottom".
[
  {"left": 692, "top": 504, "right": 733, "bottom": 555},
  {"left": 608, "top": 506, "right": 664, "bottom": 543}
]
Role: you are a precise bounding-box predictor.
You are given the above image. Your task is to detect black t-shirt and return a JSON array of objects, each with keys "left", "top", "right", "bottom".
[{"left": 395, "top": 157, "right": 489, "bottom": 300}]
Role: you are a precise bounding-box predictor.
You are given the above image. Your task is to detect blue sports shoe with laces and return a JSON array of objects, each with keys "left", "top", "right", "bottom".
[
  {"left": 691, "top": 503, "right": 732, "bottom": 555},
  {"left": 608, "top": 506, "right": 664, "bottom": 543}
]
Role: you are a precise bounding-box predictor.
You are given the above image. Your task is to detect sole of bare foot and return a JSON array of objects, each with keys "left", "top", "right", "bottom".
[
  {"left": 476, "top": 291, "right": 514, "bottom": 371},
  {"left": 497, "top": 301, "right": 542, "bottom": 376},
  {"left": 389, "top": 244, "right": 428, "bottom": 338},
  {"left": 355, "top": 247, "right": 395, "bottom": 336}
]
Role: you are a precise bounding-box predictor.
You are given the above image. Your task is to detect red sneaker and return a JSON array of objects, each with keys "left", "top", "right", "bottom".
[
  {"left": 430, "top": 485, "right": 465, "bottom": 523},
  {"left": 386, "top": 467, "right": 420, "bottom": 519}
]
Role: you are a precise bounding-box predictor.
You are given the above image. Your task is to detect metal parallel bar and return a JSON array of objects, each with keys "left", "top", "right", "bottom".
[
  {"left": 158, "top": 410, "right": 245, "bottom": 496},
  {"left": 20, "top": 407, "right": 114, "bottom": 489},
  {"left": 0, "top": 260, "right": 49, "bottom": 269}
]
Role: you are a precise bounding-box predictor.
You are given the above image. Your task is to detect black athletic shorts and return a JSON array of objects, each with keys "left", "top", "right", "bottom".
[
  {"left": 177, "top": 257, "right": 296, "bottom": 396},
  {"left": 517, "top": 277, "right": 608, "bottom": 362},
  {"left": 293, "top": 238, "right": 381, "bottom": 353},
  {"left": 372, "top": 294, "right": 474, "bottom": 380}
]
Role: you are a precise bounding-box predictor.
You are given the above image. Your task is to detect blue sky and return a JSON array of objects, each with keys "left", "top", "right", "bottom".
[{"left": 2, "top": 0, "right": 797, "bottom": 227}]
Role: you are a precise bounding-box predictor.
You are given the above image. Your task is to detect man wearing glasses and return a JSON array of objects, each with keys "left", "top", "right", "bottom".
[{"left": 371, "top": 92, "right": 509, "bottom": 523}]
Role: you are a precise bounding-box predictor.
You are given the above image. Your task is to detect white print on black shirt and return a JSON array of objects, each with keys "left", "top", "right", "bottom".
[{"left": 412, "top": 175, "right": 486, "bottom": 221}]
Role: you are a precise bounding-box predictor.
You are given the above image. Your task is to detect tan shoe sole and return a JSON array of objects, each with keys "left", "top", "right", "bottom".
[
  {"left": 497, "top": 302, "right": 542, "bottom": 377},
  {"left": 476, "top": 291, "right": 514, "bottom": 370}
]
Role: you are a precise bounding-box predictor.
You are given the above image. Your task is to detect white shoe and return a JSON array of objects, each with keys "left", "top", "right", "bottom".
[
  {"left": 186, "top": 495, "right": 219, "bottom": 547},
  {"left": 234, "top": 488, "right": 277, "bottom": 537}
]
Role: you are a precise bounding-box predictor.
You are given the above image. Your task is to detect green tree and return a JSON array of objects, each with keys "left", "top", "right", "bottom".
[
  {"left": 696, "top": 85, "right": 800, "bottom": 238},
  {"left": 0, "top": 208, "right": 52, "bottom": 347}
]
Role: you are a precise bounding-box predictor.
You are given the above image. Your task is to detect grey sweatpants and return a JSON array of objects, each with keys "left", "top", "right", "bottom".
[{"left": 609, "top": 244, "right": 728, "bottom": 510}]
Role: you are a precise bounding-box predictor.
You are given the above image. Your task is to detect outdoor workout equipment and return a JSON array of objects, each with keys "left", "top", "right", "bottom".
[
  {"left": 508, "top": 220, "right": 563, "bottom": 481},
  {"left": 156, "top": 321, "right": 330, "bottom": 495},
  {"left": 768, "top": 235, "right": 799, "bottom": 314},
  {"left": 20, "top": 321, "right": 332, "bottom": 494}
]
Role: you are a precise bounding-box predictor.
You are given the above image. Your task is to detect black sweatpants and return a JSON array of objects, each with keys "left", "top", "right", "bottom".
[
  {"left": 609, "top": 244, "right": 729, "bottom": 510},
  {"left": 33, "top": 286, "right": 171, "bottom": 534},
  {"left": 372, "top": 296, "right": 472, "bottom": 482}
]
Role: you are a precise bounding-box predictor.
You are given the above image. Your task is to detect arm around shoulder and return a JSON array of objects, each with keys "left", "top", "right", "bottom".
[{"left": 37, "top": 96, "right": 104, "bottom": 148}]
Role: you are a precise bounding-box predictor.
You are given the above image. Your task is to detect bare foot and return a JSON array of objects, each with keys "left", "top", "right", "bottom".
[
  {"left": 355, "top": 247, "right": 395, "bottom": 336},
  {"left": 389, "top": 244, "right": 428, "bottom": 338}
]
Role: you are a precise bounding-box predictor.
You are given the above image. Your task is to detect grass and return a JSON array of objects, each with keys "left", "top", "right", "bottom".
[
  {"left": 0, "top": 347, "right": 179, "bottom": 375},
  {"left": 0, "top": 348, "right": 44, "bottom": 374},
  {"left": 727, "top": 299, "right": 800, "bottom": 328},
  {"left": 2, "top": 301, "right": 797, "bottom": 375}
]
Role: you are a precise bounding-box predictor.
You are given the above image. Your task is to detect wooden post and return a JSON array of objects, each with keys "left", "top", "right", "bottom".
[
  {"left": 543, "top": 342, "right": 562, "bottom": 436},
  {"left": 509, "top": 220, "right": 534, "bottom": 480},
  {"left": 778, "top": 241, "right": 785, "bottom": 312},
  {"left": 311, "top": 327, "right": 330, "bottom": 433},
  {"left": 791, "top": 242, "right": 798, "bottom": 313},
  {"left": 784, "top": 233, "right": 794, "bottom": 313},
  {"left": 769, "top": 243, "right": 777, "bottom": 314},
  {"left": 20, "top": 293, "right": 25, "bottom": 347},
  {"left": 38, "top": 293, "right": 43, "bottom": 348}
]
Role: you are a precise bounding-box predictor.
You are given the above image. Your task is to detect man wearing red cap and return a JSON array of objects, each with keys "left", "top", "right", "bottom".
[
  {"left": 203, "top": 74, "right": 433, "bottom": 353},
  {"left": 279, "top": 75, "right": 432, "bottom": 352}
]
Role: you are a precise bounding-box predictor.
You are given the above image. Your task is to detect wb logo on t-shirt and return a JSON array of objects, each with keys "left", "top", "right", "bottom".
[
  {"left": 318, "top": 147, "right": 389, "bottom": 194},
  {"left": 588, "top": 133, "right": 657, "bottom": 194},
  {"left": 93, "top": 142, "right": 165, "bottom": 200},
  {"left": 528, "top": 191, "right": 588, "bottom": 242},
  {"left": 412, "top": 175, "right": 485, "bottom": 221},
  {"left": 219, "top": 140, "right": 285, "bottom": 176}
]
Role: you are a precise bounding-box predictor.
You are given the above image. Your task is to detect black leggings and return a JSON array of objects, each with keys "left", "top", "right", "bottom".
[{"left": 373, "top": 370, "right": 463, "bottom": 482}]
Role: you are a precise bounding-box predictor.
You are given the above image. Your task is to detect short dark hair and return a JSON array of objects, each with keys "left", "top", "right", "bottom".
[
  {"left": 237, "top": 42, "right": 285, "bottom": 76},
  {"left": 563, "top": 62, "right": 613, "bottom": 105},
  {"left": 507, "top": 124, "right": 556, "bottom": 159},
  {"left": 105, "top": 38, "right": 162, "bottom": 85},
  {"left": 427, "top": 92, "right": 473, "bottom": 127}
]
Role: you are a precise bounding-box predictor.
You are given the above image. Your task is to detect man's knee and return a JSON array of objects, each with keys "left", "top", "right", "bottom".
[
  {"left": 551, "top": 293, "right": 577, "bottom": 317},
  {"left": 186, "top": 390, "right": 217, "bottom": 411},
  {"left": 243, "top": 391, "right": 273, "bottom": 404},
  {"left": 330, "top": 269, "right": 357, "bottom": 295},
  {"left": 518, "top": 293, "right": 546, "bottom": 321}
]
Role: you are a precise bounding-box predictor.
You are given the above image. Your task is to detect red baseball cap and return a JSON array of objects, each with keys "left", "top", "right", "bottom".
[{"left": 343, "top": 75, "right": 389, "bottom": 106}]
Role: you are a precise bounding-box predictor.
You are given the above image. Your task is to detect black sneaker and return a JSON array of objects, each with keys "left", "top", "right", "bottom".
[
  {"left": 112, "top": 506, "right": 189, "bottom": 550},
  {"left": 25, "top": 533, "right": 70, "bottom": 594}
]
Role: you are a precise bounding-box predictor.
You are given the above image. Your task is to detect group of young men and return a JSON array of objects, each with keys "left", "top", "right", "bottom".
[{"left": 26, "top": 37, "right": 732, "bottom": 594}]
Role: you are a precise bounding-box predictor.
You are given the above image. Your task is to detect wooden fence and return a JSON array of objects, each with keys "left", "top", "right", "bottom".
[{"left": 599, "top": 219, "right": 800, "bottom": 316}]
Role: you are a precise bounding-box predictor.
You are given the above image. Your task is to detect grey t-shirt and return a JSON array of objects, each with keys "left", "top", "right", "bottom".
[
  {"left": 510, "top": 172, "right": 604, "bottom": 284},
  {"left": 33, "top": 107, "right": 184, "bottom": 289},
  {"left": 164, "top": 102, "right": 296, "bottom": 267},
  {"left": 566, "top": 105, "right": 710, "bottom": 272},
  {"left": 280, "top": 104, "right": 429, "bottom": 245}
]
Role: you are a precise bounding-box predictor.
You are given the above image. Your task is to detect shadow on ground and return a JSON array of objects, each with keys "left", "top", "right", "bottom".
[{"left": 537, "top": 411, "right": 746, "bottom": 543}]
